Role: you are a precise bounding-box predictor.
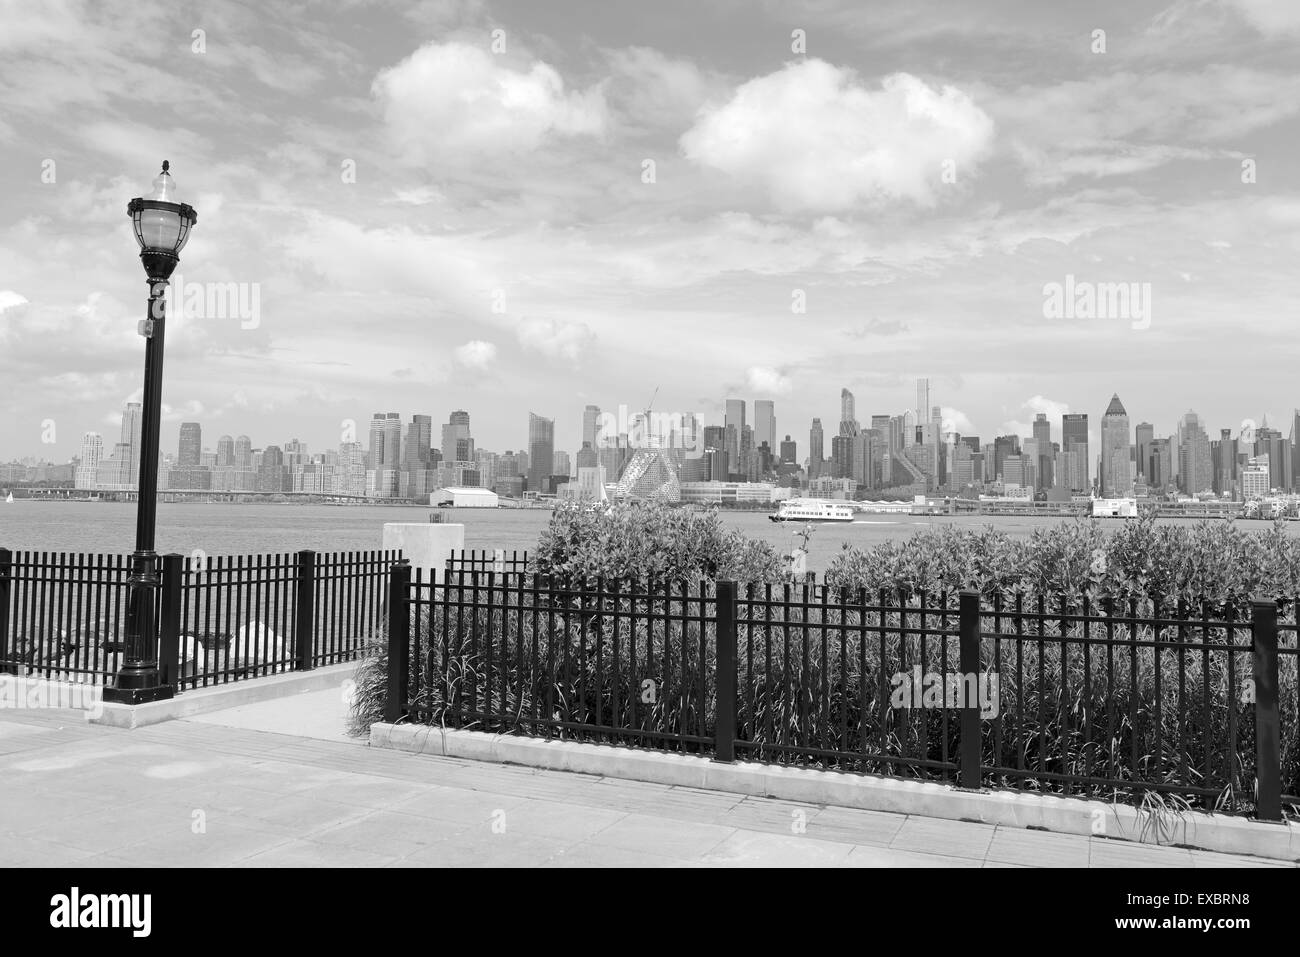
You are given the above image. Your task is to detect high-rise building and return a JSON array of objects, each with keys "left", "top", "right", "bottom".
[
  {"left": 754, "top": 400, "right": 775, "bottom": 454},
  {"left": 1135, "top": 423, "right": 1154, "bottom": 482},
  {"left": 177, "top": 422, "right": 202, "bottom": 467},
  {"left": 234, "top": 435, "right": 253, "bottom": 471},
  {"left": 441, "top": 410, "right": 473, "bottom": 464},
  {"left": 830, "top": 434, "right": 852, "bottom": 479},
  {"left": 1214, "top": 429, "right": 1237, "bottom": 495},
  {"left": 216, "top": 434, "right": 234, "bottom": 467},
  {"left": 1061, "top": 413, "right": 1089, "bottom": 492},
  {"left": 724, "top": 399, "right": 745, "bottom": 467},
  {"left": 839, "top": 389, "right": 858, "bottom": 436},
  {"left": 553, "top": 450, "right": 571, "bottom": 477},
  {"left": 1031, "top": 414, "right": 1053, "bottom": 490},
  {"left": 528, "top": 413, "right": 554, "bottom": 493},
  {"left": 582, "top": 405, "right": 601, "bottom": 453},
  {"left": 808, "top": 419, "right": 824, "bottom": 479},
  {"left": 1177, "top": 411, "right": 1212, "bottom": 496},
  {"left": 1100, "top": 395, "right": 1131, "bottom": 496},
  {"left": 75, "top": 432, "right": 103, "bottom": 489},
  {"left": 779, "top": 434, "right": 797, "bottom": 466},
  {"left": 915, "top": 378, "right": 930, "bottom": 425}
]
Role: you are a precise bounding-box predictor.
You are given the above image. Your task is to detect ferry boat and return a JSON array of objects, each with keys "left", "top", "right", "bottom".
[{"left": 769, "top": 499, "right": 855, "bottom": 523}]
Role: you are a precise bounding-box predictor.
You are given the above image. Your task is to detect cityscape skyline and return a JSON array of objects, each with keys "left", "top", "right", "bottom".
[{"left": 10, "top": 379, "right": 1300, "bottom": 507}]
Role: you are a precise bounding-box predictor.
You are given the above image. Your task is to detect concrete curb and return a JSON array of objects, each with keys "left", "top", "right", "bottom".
[
  {"left": 371, "top": 723, "right": 1299, "bottom": 862},
  {"left": 91, "top": 662, "right": 360, "bottom": 729}
]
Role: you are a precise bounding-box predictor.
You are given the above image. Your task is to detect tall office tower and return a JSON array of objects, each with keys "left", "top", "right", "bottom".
[
  {"left": 75, "top": 432, "right": 103, "bottom": 489},
  {"left": 1061, "top": 413, "right": 1089, "bottom": 491},
  {"left": 404, "top": 415, "right": 432, "bottom": 466},
  {"left": 961, "top": 436, "right": 981, "bottom": 452},
  {"left": 441, "top": 410, "right": 473, "bottom": 464},
  {"left": 257, "top": 445, "right": 286, "bottom": 493},
  {"left": 779, "top": 435, "right": 797, "bottom": 466},
  {"left": 582, "top": 405, "right": 601, "bottom": 452},
  {"left": 1214, "top": 429, "right": 1237, "bottom": 495},
  {"left": 1029, "top": 414, "right": 1053, "bottom": 489},
  {"left": 830, "top": 434, "right": 853, "bottom": 479},
  {"left": 576, "top": 442, "right": 597, "bottom": 471},
  {"left": 808, "top": 419, "right": 824, "bottom": 479},
  {"left": 368, "top": 413, "right": 387, "bottom": 471},
  {"left": 754, "top": 400, "right": 776, "bottom": 454},
  {"left": 383, "top": 413, "right": 401, "bottom": 469},
  {"left": 1134, "top": 423, "right": 1154, "bottom": 482},
  {"left": 1264, "top": 433, "right": 1293, "bottom": 492},
  {"left": 216, "top": 434, "right": 234, "bottom": 467},
  {"left": 701, "top": 425, "right": 727, "bottom": 481},
  {"left": 840, "top": 388, "right": 858, "bottom": 435},
  {"left": 234, "top": 435, "right": 253, "bottom": 470},
  {"left": 870, "top": 414, "right": 891, "bottom": 438},
  {"left": 553, "top": 451, "right": 571, "bottom": 477},
  {"left": 850, "top": 430, "right": 874, "bottom": 488},
  {"left": 915, "top": 378, "right": 930, "bottom": 425},
  {"left": 901, "top": 409, "right": 916, "bottom": 440},
  {"left": 1100, "top": 395, "right": 1132, "bottom": 496},
  {"left": 724, "top": 399, "right": 745, "bottom": 466},
  {"left": 1147, "top": 438, "right": 1172, "bottom": 490},
  {"left": 178, "top": 422, "right": 202, "bottom": 467},
  {"left": 993, "top": 435, "right": 1021, "bottom": 481},
  {"left": 528, "top": 413, "right": 554, "bottom": 493},
  {"left": 1176, "top": 411, "right": 1212, "bottom": 495},
  {"left": 119, "top": 402, "right": 143, "bottom": 486},
  {"left": 1291, "top": 411, "right": 1300, "bottom": 491},
  {"left": 889, "top": 415, "right": 906, "bottom": 452}
]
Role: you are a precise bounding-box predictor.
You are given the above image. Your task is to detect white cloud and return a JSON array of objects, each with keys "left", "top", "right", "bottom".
[
  {"left": 0, "top": 290, "right": 28, "bottom": 312},
  {"left": 746, "top": 366, "right": 792, "bottom": 395},
  {"left": 1227, "top": 0, "right": 1300, "bottom": 34},
  {"left": 453, "top": 339, "right": 497, "bottom": 369},
  {"left": 516, "top": 316, "right": 594, "bottom": 362},
  {"left": 940, "top": 406, "right": 977, "bottom": 435},
  {"left": 372, "top": 41, "right": 607, "bottom": 165},
  {"left": 680, "top": 60, "right": 994, "bottom": 212}
]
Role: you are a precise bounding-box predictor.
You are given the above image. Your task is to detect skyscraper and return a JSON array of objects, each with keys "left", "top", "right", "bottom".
[
  {"left": 915, "top": 378, "right": 930, "bottom": 424},
  {"left": 808, "top": 418, "right": 824, "bottom": 478},
  {"left": 75, "top": 432, "right": 103, "bottom": 489},
  {"left": 216, "top": 434, "right": 234, "bottom": 467},
  {"left": 839, "top": 388, "right": 857, "bottom": 436},
  {"left": 1135, "top": 423, "right": 1154, "bottom": 483},
  {"left": 724, "top": 399, "right": 745, "bottom": 468},
  {"left": 1062, "top": 413, "right": 1089, "bottom": 492},
  {"left": 1177, "top": 411, "right": 1212, "bottom": 496},
  {"left": 779, "top": 434, "right": 797, "bottom": 465},
  {"left": 582, "top": 405, "right": 601, "bottom": 453},
  {"left": 178, "top": 422, "right": 202, "bottom": 467},
  {"left": 1100, "top": 395, "right": 1132, "bottom": 496},
  {"left": 754, "top": 400, "right": 775, "bottom": 454},
  {"left": 441, "top": 410, "right": 473, "bottom": 464},
  {"left": 528, "top": 413, "right": 554, "bottom": 493}
]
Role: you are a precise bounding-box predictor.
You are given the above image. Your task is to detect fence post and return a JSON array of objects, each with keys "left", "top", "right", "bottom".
[
  {"left": 1250, "top": 600, "right": 1282, "bottom": 822},
  {"left": 0, "top": 548, "right": 12, "bottom": 676},
  {"left": 294, "top": 550, "right": 316, "bottom": 671},
  {"left": 157, "top": 554, "right": 183, "bottom": 689},
  {"left": 958, "top": 590, "right": 982, "bottom": 790},
  {"left": 385, "top": 560, "right": 412, "bottom": 725},
  {"left": 714, "top": 580, "right": 738, "bottom": 762}
]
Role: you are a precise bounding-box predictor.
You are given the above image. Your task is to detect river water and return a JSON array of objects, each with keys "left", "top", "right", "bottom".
[{"left": 1, "top": 500, "right": 1292, "bottom": 575}]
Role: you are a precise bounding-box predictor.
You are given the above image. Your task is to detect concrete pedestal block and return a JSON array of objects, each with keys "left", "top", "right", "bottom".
[{"left": 381, "top": 522, "right": 465, "bottom": 583}]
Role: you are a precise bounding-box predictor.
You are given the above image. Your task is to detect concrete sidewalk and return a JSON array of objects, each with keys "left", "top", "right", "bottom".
[{"left": 0, "top": 704, "right": 1292, "bottom": 868}]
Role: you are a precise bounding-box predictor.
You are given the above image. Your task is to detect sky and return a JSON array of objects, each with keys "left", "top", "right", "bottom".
[{"left": 2, "top": 0, "right": 1300, "bottom": 463}]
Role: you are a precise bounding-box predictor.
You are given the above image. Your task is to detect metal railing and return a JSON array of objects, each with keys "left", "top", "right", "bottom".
[
  {"left": 0, "top": 548, "right": 397, "bottom": 690},
  {"left": 387, "top": 566, "right": 1299, "bottom": 820}
]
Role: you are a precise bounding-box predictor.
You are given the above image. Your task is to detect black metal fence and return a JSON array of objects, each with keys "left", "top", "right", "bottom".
[
  {"left": 444, "top": 549, "right": 530, "bottom": 576},
  {"left": 0, "top": 548, "right": 397, "bottom": 690},
  {"left": 387, "top": 565, "right": 1299, "bottom": 820}
]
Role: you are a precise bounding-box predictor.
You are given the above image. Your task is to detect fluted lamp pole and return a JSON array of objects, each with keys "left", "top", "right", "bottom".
[{"left": 104, "top": 161, "right": 197, "bottom": 704}]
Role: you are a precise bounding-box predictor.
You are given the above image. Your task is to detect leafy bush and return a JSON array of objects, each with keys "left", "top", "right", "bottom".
[{"left": 533, "top": 501, "right": 784, "bottom": 585}]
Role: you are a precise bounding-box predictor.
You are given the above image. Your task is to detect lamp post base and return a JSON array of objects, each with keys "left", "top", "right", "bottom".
[{"left": 102, "top": 682, "right": 175, "bottom": 705}]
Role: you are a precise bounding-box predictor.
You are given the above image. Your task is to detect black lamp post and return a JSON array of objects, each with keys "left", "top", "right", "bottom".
[{"left": 103, "top": 161, "right": 197, "bottom": 705}]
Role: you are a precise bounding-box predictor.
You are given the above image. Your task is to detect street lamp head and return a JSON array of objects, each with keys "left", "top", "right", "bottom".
[{"left": 127, "top": 160, "right": 197, "bottom": 281}]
